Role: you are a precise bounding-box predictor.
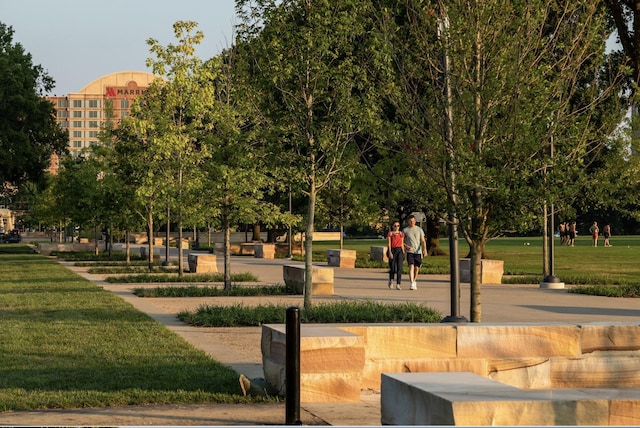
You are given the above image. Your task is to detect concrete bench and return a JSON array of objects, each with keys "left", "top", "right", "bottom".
[
  {"left": 459, "top": 258, "right": 504, "bottom": 284},
  {"left": 369, "top": 246, "right": 388, "bottom": 263},
  {"left": 381, "top": 371, "right": 640, "bottom": 426},
  {"left": 326, "top": 249, "right": 356, "bottom": 268},
  {"left": 37, "top": 242, "right": 96, "bottom": 256},
  {"left": 254, "top": 243, "right": 275, "bottom": 259},
  {"left": 188, "top": 253, "right": 218, "bottom": 273},
  {"left": 282, "top": 265, "right": 334, "bottom": 295}
]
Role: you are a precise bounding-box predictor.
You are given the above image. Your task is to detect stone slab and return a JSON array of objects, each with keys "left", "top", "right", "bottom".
[
  {"left": 381, "top": 372, "right": 610, "bottom": 426},
  {"left": 369, "top": 246, "right": 388, "bottom": 263},
  {"left": 459, "top": 258, "right": 504, "bottom": 284}
]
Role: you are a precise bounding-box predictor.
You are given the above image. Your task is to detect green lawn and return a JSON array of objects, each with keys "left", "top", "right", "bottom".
[
  {"left": 309, "top": 236, "right": 640, "bottom": 284},
  {"left": 0, "top": 246, "right": 268, "bottom": 412}
]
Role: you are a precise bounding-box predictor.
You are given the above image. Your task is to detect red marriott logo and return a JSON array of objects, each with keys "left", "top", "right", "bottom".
[{"left": 104, "top": 81, "right": 148, "bottom": 99}]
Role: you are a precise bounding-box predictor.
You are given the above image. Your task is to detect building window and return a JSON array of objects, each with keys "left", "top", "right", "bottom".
[
  {"left": 57, "top": 99, "right": 68, "bottom": 108},
  {"left": 72, "top": 121, "right": 82, "bottom": 128},
  {"left": 89, "top": 131, "right": 99, "bottom": 138},
  {"left": 120, "top": 111, "right": 129, "bottom": 119},
  {"left": 57, "top": 110, "right": 68, "bottom": 118},
  {"left": 88, "top": 121, "right": 99, "bottom": 128},
  {"left": 73, "top": 131, "right": 82, "bottom": 138},
  {"left": 88, "top": 100, "right": 99, "bottom": 108},
  {"left": 73, "top": 141, "right": 83, "bottom": 148},
  {"left": 73, "top": 111, "right": 82, "bottom": 118},
  {"left": 120, "top": 100, "right": 129, "bottom": 109},
  {"left": 73, "top": 100, "right": 82, "bottom": 108},
  {"left": 89, "top": 111, "right": 99, "bottom": 118},
  {"left": 58, "top": 120, "right": 68, "bottom": 128}
]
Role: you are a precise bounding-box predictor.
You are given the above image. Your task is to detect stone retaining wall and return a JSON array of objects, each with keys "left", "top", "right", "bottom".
[{"left": 261, "top": 322, "right": 640, "bottom": 403}]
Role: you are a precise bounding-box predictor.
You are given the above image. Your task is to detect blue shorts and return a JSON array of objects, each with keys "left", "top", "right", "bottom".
[{"left": 406, "top": 253, "right": 423, "bottom": 268}]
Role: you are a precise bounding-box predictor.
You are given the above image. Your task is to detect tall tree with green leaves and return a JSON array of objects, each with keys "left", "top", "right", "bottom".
[
  {"left": 0, "top": 23, "right": 67, "bottom": 188},
  {"left": 144, "top": 21, "right": 217, "bottom": 275},
  {"left": 237, "top": 0, "right": 381, "bottom": 308},
  {"left": 376, "top": 0, "right": 625, "bottom": 321}
]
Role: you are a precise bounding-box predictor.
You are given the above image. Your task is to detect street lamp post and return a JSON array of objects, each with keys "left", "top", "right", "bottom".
[
  {"left": 540, "top": 128, "right": 564, "bottom": 289},
  {"left": 437, "top": 2, "right": 467, "bottom": 323}
]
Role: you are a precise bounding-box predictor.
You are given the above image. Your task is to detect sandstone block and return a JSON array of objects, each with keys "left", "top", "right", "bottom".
[
  {"left": 551, "top": 355, "right": 640, "bottom": 388},
  {"left": 254, "top": 243, "right": 275, "bottom": 259},
  {"left": 381, "top": 372, "right": 609, "bottom": 426},
  {"left": 187, "top": 253, "right": 217, "bottom": 273},
  {"left": 261, "top": 324, "right": 365, "bottom": 402},
  {"left": 326, "top": 249, "right": 356, "bottom": 268},
  {"left": 369, "top": 246, "right": 388, "bottom": 262},
  {"left": 459, "top": 258, "right": 504, "bottom": 284},
  {"left": 580, "top": 323, "right": 640, "bottom": 354},
  {"left": 457, "top": 324, "right": 581, "bottom": 358},
  {"left": 283, "top": 265, "right": 334, "bottom": 295}
]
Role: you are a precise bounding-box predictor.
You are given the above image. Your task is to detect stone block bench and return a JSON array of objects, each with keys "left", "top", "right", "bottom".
[
  {"left": 187, "top": 253, "right": 218, "bottom": 273},
  {"left": 326, "top": 249, "right": 356, "bottom": 268},
  {"left": 381, "top": 371, "right": 640, "bottom": 426},
  {"left": 459, "top": 258, "right": 504, "bottom": 284},
  {"left": 369, "top": 246, "right": 388, "bottom": 263},
  {"left": 254, "top": 243, "right": 275, "bottom": 259},
  {"left": 282, "top": 265, "right": 334, "bottom": 295}
]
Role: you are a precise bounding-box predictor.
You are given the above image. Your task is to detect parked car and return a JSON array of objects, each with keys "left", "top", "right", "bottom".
[{"left": 5, "top": 230, "right": 21, "bottom": 243}]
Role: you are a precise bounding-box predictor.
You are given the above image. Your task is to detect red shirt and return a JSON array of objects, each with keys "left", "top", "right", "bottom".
[{"left": 388, "top": 231, "right": 404, "bottom": 248}]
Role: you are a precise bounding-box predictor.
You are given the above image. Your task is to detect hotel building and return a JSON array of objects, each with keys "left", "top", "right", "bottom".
[{"left": 45, "top": 70, "right": 158, "bottom": 162}]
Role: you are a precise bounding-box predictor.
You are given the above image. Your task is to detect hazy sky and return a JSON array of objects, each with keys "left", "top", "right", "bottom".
[{"left": 2, "top": 0, "right": 237, "bottom": 95}]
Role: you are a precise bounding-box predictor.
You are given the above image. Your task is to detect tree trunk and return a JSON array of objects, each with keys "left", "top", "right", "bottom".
[
  {"left": 147, "top": 206, "right": 154, "bottom": 271},
  {"left": 304, "top": 178, "right": 316, "bottom": 310},
  {"left": 125, "top": 230, "right": 130, "bottom": 264},
  {"left": 223, "top": 192, "right": 232, "bottom": 291},
  {"left": 426, "top": 216, "right": 446, "bottom": 256},
  {"left": 469, "top": 242, "right": 483, "bottom": 322},
  {"left": 252, "top": 224, "right": 261, "bottom": 241}
]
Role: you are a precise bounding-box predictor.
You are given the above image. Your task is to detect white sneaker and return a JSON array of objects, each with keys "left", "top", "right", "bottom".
[
  {"left": 410, "top": 282, "right": 417, "bottom": 290},
  {"left": 395, "top": 283, "right": 401, "bottom": 290}
]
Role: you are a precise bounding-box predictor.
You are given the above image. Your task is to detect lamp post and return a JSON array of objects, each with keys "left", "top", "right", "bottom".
[
  {"left": 437, "top": 1, "right": 467, "bottom": 323},
  {"left": 540, "top": 127, "right": 564, "bottom": 289}
]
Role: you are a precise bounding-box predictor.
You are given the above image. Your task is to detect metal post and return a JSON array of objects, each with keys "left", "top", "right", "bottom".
[
  {"left": 438, "top": 1, "right": 467, "bottom": 323},
  {"left": 285, "top": 306, "right": 301, "bottom": 425}
]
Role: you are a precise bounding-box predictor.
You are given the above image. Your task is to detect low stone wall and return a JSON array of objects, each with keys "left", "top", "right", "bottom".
[
  {"left": 37, "top": 242, "right": 96, "bottom": 256},
  {"left": 261, "top": 322, "right": 640, "bottom": 404},
  {"left": 282, "top": 265, "right": 334, "bottom": 295}
]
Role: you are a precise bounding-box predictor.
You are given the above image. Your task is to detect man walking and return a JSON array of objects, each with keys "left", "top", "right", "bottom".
[{"left": 403, "top": 214, "right": 428, "bottom": 290}]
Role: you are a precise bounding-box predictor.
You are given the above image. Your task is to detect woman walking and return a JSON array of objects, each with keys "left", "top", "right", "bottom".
[{"left": 387, "top": 221, "right": 405, "bottom": 290}]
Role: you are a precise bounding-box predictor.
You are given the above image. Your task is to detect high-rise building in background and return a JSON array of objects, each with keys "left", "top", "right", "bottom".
[{"left": 45, "top": 70, "right": 158, "bottom": 173}]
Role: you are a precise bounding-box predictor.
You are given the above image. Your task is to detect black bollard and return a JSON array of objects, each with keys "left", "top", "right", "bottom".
[{"left": 285, "top": 306, "right": 301, "bottom": 425}]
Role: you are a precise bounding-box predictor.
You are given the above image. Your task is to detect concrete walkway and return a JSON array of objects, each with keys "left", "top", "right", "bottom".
[{"left": 3, "top": 249, "right": 639, "bottom": 426}]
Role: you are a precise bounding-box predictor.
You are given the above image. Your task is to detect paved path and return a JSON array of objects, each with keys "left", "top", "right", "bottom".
[{"left": 3, "top": 249, "right": 639, "bottom": 426}]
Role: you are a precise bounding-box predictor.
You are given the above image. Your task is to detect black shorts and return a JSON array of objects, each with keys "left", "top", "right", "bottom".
[{"left": 406, "top": 253, "right": 423, "bottom": 268}]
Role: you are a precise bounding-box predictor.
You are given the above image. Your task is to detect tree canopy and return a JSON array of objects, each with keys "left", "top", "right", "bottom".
[{"left": 0, "top": 23, "right": 67, "bottom": 188}]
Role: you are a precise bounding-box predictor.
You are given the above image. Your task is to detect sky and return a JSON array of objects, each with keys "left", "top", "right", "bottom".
[{"left": 2, "top": 0, "right": 237, "bottom": 95}]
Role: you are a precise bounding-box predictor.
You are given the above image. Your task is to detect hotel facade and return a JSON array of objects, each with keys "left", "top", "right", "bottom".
[{"left": 46, "top": 70, "right": 158, "bottom": 160}]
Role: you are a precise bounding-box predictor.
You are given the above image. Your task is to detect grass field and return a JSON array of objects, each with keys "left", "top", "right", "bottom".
[{"left": 0, "top": 246, "right": 269, "bottom": 412}]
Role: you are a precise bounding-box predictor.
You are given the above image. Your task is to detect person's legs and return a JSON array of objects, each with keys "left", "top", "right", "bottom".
[{"left": 394, "top": 248, "right": 403, "bottom": 285}]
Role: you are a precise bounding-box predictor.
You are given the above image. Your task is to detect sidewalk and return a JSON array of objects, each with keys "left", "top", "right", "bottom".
[{"left": 3, "top": 251, "right": 640, "bottom": 426}]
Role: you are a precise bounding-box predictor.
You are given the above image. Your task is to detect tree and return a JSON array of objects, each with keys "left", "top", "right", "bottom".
[
  {"left": 237, "top": 0, "right": 381, "bottom": 308},
  {"left": 376, "top": 0, "right": 625, "bottom": 321},
  {"left": 604, "top": 0, "right": 640, "bottom": 95},
  {"left": 0, "top": 23, "right": 68, "bottom": 188}
]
